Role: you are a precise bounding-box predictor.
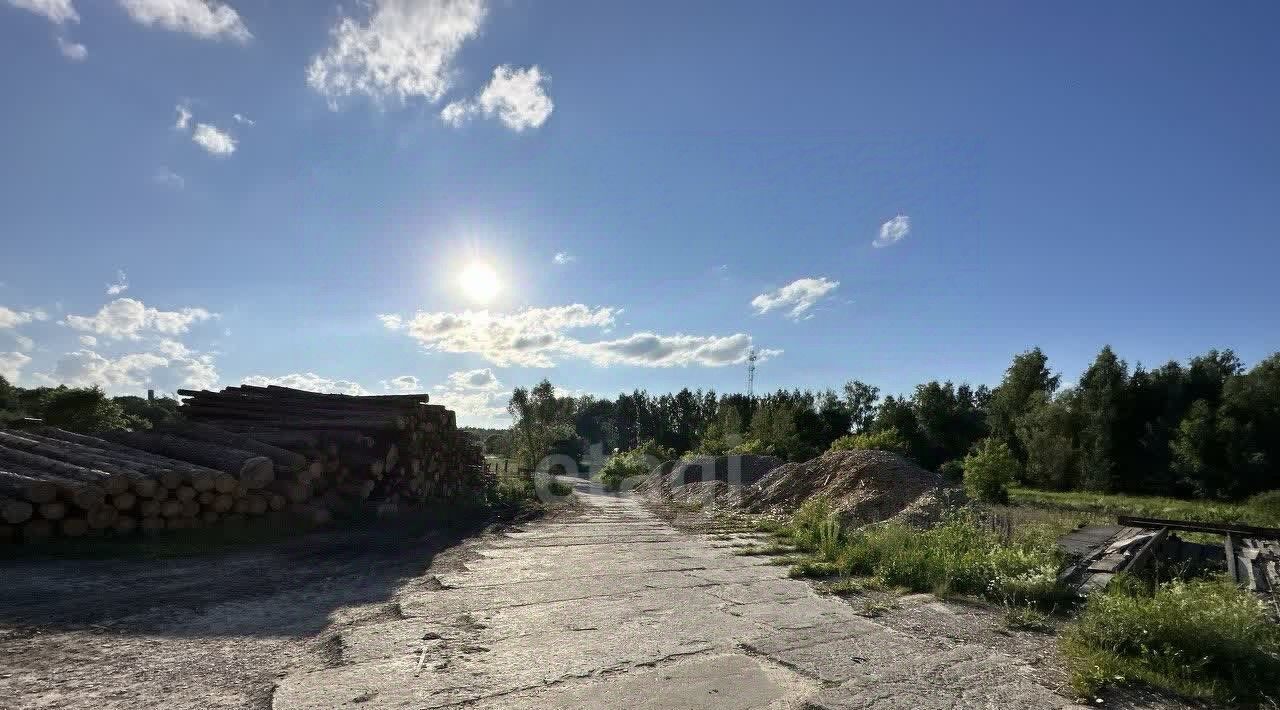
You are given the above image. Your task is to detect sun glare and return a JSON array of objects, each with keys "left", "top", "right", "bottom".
[{"left": 458, "top": 261, "right": 501, "bottom": 303}]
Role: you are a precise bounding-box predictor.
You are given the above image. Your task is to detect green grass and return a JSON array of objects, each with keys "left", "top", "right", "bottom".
[
  {"left": 781, "top": 498, "right": 1067, "bottom": 606},
  {"left": 1003, "top": 604, "right": 1054, "bottom": 632},
  {"left": 1008, "top": 486, "right": 1280, "bottom": 527},
  {"left": 1062, "top": 577, "right": 1280, "bottom": 704}
]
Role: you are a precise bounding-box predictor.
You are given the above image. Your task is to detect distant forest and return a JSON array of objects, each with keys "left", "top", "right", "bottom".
[
  {"left": 0, "top": 379, "right": 181, "bottom": 433},
  {"left": 497, "top": 346, "right": 1280, "bottom": 501}
]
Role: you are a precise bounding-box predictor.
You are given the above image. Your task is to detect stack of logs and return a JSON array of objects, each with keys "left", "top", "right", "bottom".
[
  {"left": 0, "top": 384, "right": 487, "bottom": 544},
  {"left": 176, "top": 385, "right": 488, "bottom": 513},
  {"left": 0, "top": 423, "right": 297, "bottom": 543}
]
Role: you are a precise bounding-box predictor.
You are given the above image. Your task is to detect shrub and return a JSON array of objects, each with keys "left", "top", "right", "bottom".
[
  {"left": 597, "top": 439, "right": 672, "bottom": 491},
  {"left": 1062, "top": 578, "right": 1280, "bottom": 702},
  {"left": 938, "top": 459, "right": 965, "bottom": 483},
  {"left": 727, "top": 438, "right": 771, "bottom": 456},
  {"left": 963, "top": 438, "right": 1018, "bottom": 503},
  {"left": 828, "top": 427, "right": 910, "bottom": 457}
]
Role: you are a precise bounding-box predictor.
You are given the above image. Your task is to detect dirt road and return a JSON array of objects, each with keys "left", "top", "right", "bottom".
[{"left": 3, "top": 480, "right": 1189, "bottom": 709}]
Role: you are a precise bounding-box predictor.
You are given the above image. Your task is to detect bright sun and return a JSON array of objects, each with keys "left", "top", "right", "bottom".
[{"left": 458, "top": 261, "right": 501, "bottom": 303}]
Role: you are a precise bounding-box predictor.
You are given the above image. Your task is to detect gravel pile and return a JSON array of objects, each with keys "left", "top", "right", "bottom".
[
  {"left": 636, "top": 455, "right": 785, "bottom": 502},
  {"left": 741, "top": 449, "right": 962, "bottom": 526}
]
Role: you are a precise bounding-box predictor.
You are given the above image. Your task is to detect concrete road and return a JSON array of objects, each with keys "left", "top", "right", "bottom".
[{"left": 274, "top": 479, "right": 1093, "bottom": 709}]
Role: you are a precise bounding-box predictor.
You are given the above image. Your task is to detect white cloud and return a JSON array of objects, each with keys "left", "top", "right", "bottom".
[
  {"left": 63, "top": 297, "right": 215, "bottom": 340},
  {"left": 476, "top": 64, "right": 553, "bottom": 131},
  {"left": 0, "top": 305, "right": 45, "bottom": 329},
  {"left": 47, "top": 349, "right": 169, "bottom": 389},
  {"left": 873, "top": 214, "right": 911, "bottom": 248},
  {"left": 381, "top": 305, "right": 773, "bottom": 368},
  {"left": 377, "top": 313, "right": 403, "bottom": 330},
  {"left": 117, "top": 0, "right": 250, "bottom": 42},
  {"left": 232, "top": 113, "right": 254, "bottom": 126},
  {"left": 12, "top": 334, "right": 35, "bottom": 352},
  {"left": 446, "top": 368, "right": 500, "bottom": 390},
  {"left": 191, "top": 123, "right": 236, "bottom": 155},
  {"left": 430, "top": 387, "right": 509, "bottom": 425},
  {"left": 308, "top": 0, "right": 487, "bottom": 107},
  {"left": 441, "top": 64, "right": 554, "bottom": 132},
  {"left": 174, "top": 103, "right": 192, "bottom": 131},
  {"left": 154, "top": 166, "right": 185, "bottom": 189},
  {"left": 242, "top": 373, "right": 371, "bottom": 396},
  {"left": 577, "top": 332, "right": 774, "bottom": 368},
  {"left": 106, "top": 270, "right": 129, "bottom": 296},
  {"left": 0, "top": 352, "right": 32, "bottom": 382},
  {"left": 5, "top": 0, "right": 78, "bottom": 24},
  {"left": 78, "top": 335, "right": 97, "bottom": 347},
  {"left": 552, "top": 251, "right": 575, "bottom": 265},
  {"left": 381, "top": 374, "right": 421, "bottom": 392},
  {"left": 56, "top": 35, "right": 87, "bottom": 61},
  {"left": 439, "top": 100, "right": 471, "bottom": 127},
  {"left": 751, "top": 277, "right": 840, "bottom": 320}
]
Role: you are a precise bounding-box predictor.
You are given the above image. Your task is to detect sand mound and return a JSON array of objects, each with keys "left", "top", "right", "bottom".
[{"left": 741, "top": 449, "right": 962, "bottom": 526}]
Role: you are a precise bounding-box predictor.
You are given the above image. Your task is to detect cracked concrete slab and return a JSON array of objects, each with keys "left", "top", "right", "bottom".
[{"left": 273, "top": 479, "right": 1106, "bottom": 709}]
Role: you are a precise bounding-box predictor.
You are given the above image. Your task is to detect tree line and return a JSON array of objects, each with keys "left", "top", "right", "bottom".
[
  {"left": 0, "top": 377, "right": 182, "bottom": 433},
  {"left": 499, "top": 346, "right": 1280, "bottom": 501}
]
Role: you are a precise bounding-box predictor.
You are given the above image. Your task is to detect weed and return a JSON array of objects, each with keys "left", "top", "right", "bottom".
[
  {"left": 789, "top": 560, "right": 841, "bottom": 578},
  {"left": 1061, "top": 577, "right": 1280, "bottom": 703},
  {"left": 1003, "top": 604, "right": 1053, "bottom": 632}
]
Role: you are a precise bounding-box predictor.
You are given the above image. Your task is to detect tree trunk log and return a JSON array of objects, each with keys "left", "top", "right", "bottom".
[
  {"left": 155, "top": 421, "right": 308, "bottom": 472},
  {"left": 23, "top": 518, "right": 54, "bottom": 540},
  {"left": 0, "top": 443, "right": 127, "bottom": 495},
  {"left": 0, "top": 469, "right": 58, "bottom": 504},
  {"left": 1, "top": 497, "right": 34, "bottom": 525},
  {"left": 60, "top": 517, "right": 88, "bottom": 537},
  {"left": 98, "top": 432, "right": 274, "bottom": 489}
]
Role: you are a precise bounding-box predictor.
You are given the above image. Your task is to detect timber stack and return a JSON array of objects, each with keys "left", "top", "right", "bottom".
[
  {"left": 175, "top": 385, "right": 488, "bottom": 513},
  {"left": 0, "top": 422, "right": 292, "bottom": 543},
  {"left": 0, "top": 384, "right": 486, "bottom": 545}
]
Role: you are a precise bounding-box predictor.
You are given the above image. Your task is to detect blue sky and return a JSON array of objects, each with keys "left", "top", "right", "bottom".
[{"left": 2, "top": 0, "right": 1278, "bottom": 425}]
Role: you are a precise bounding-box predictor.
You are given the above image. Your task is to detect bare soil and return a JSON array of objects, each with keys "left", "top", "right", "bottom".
[{"left": 0, "top": 516, "right": 494, "bottom": 710}]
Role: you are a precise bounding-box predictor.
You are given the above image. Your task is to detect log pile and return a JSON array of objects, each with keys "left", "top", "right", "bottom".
[
  {"left": 0, "top": 384, "right": 487, "bottom": 545},
  {"left": 176, "top": 385, "right": 488, "bottom": 514},
  {"left": 0, "top": 424, "right": 294, "bottom": 543}
]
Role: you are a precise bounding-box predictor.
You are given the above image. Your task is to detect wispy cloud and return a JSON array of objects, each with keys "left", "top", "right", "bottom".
[
  {"left": 242, "top": 373, "right": 370, "bottom": 396},
  {"left": 232, "top": 113, "right": 254, "bottom": 126},
  {"left": 873, "top": 214, "right": 911, "bottom": 248},
  {"left": 379, "top": 304, "right": 774, "bottom": 368},
  {"left": 0, "top": 351, "right": 32, "bottom": 382},
  {"left": 106, "top": 270, "right": 129, "bottom": 296},
  {"left": 55, "top": 35, "right": 87, "bottom": 61},
  {"left": 552, "top": 251, "right": 575, "bottom": 265},
  {"left": 308, "top": 0, "right": 487, "bottom": 107},
  {"left": 62, "top": 297, "right": 215, "bottom": 340},
  {"left": 191, "top": 123, "right": 236, "bottom": 155},
  {"left": 117, "top": 0, "right": 250, "bottom": 42},
  {"left": 154, "top": 166, "right": 184, "bottom": 190},
  {"left": 751, "top": 277, "right": 840, "bottom": 320},
  {"left": 5, "top": 0, "right": 78, "bottom": 24},
  {"left": 441, "top": 65, "right": 554, "bottom": 132},
  {"left": 174, "top": 103, "right": 192, "bottom": 131}
]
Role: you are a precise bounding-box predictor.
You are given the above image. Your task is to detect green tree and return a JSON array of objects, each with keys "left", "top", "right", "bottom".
[
  {"left": 507, "top": 379, "right": 576, "bottom": 471},
  {"left": 1016, "top": 391, "right": 1077, "bottom": 490},
  {"left": 42, "top": 386, "right": 129, "bottom": 433},
  {"left": 842, "top": 380, "right": 880, "bottom": 433},
  {"left": 963, "top": 438, "right": 1019, "bottom": 503},
  {"left": 1074, "top": 346, "right": 1128, "bottom": 492},
  {"left": 986, "top": 347, "right": 1059, "bottom": 463}
]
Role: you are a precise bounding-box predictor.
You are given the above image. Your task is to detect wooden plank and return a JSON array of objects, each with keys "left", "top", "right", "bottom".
[{"left": 1118, "top": 515, "right": 1280, "bottom": 539}]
